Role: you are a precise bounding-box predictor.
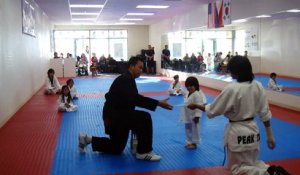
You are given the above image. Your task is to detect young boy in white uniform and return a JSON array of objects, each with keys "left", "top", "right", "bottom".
[
  {"left": 268, "top": 72, "right": 284, "bottom": 92},
  {"left": 168, "top": 75, "right": 183, "bottom": 96},
  {"left": 188, "top": 56, "right": 289, "bottom": 175},
  {"left": 181, "top": 76, "right": 206, "bottom": 149}
]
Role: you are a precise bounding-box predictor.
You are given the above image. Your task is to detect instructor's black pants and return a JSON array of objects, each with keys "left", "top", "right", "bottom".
[{"left": 91, "top": 110, "right": 153, "bottom": 154}]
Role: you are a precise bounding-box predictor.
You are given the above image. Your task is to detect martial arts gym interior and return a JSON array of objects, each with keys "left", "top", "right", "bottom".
[{"left": 1, "top": 0, "right": 300, "bottom": 174}]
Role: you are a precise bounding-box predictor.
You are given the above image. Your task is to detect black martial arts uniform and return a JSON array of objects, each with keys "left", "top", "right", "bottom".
[{"left": 91, "top": 71, "right": 159, "bottom": 154}]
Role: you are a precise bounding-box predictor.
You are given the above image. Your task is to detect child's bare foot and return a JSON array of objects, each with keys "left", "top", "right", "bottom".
[{"left": 185, "top": 143, "right": 197, "bottom": 149}]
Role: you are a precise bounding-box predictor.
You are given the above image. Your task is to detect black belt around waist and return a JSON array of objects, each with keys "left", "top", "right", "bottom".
[{"left": 229, "top": 117, "right": 254, "bottom": 123}]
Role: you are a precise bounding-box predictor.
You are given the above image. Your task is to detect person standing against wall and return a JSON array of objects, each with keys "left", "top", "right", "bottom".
[{"left": 161, "top": 45, "right": 171, "bottom": 68}]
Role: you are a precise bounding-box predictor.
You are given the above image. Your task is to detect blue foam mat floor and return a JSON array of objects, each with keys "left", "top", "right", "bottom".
[{"left": 51, "top": 77, "right": 300, "bottom": 175}]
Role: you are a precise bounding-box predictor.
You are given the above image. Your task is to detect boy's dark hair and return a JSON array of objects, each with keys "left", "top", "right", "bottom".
[
  {"left": 227, "top": 56, "right": 254, "bottom": 82},
  {"left": 48, "top": 68, "right": 55, "bottom": 74},
  {"left": 66, "top": 79, "right": 73, "bottom": 85},
  {"left": 128, "top": 56, "right": 144, "bottom": 68},
  {"left": 185, "top": 76, "right": 200, "bottom": 91},
  {"left": 270, "top": 72, "right": 277, "bottom": 78},
  {"left": 173, "top": 75, "right": 179, "bottom": 80}
]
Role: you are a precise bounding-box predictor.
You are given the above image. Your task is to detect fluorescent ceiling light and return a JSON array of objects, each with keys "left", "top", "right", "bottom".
[
  {"left": 115, "top": 22, "right": 136, "bottom": 25},
  {"left": 255, "top": 15, "right": 271, "bottom": 18},
  {"left": 286, "top": 9, "right": 300, "bottom": 13},
  {"left": 120, "top": 18, "right": 143, "bottom": 21},
  {"left": 232, "top": 19, "right": 247, "bottom": 23},
  {"left": 72, "top": 18, "right": 96, "bottom": 21},
  {"left": 71, "top": 12, "right": 99, "bottom": 15},
  {"left": 126, "top": 13, "right": 154, "bottom": 16},
  {"left": 136, "top": 5, "right": 169, "bottom": 9},
  {"left": 70, "top": 4, "right": 104, "bottom": 8}
]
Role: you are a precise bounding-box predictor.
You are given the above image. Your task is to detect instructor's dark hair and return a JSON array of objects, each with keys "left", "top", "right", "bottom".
[
  {"left": 227, "top": 55, "right": 254, "bottom": 83},
  {"left": 128, "top": 56, "right": 144, "bottom": 68},
  {"left": 173, "top": 75, "right": 179, "bottom": 80},
  {"left": 270, "top": 72, "right": 277, "bottom": 78}
]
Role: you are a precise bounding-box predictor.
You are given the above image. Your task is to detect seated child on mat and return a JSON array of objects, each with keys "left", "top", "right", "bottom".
[
  {"left": 44, "top": 68, "right": 61, "bottom": 95},
  {"left": 168, "top": 75, "right": 183, "bottom": 96},
  {"left": 268, "top": 72, "right": 284, "bottom": 92},
  {"left": 58, "top": 85, "right": 78, "bottom": 112},
  {"left": 66, "top": 79, "right": 78, "bottom": 99}
]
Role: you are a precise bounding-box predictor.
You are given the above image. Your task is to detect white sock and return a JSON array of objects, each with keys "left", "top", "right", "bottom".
[{"left": 86, "top": 135, "right": 92, "bottom": 143}]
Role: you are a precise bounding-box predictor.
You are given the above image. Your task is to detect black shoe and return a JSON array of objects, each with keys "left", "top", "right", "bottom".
[
  {"left": 267, "top": 165, "right": 277, "bottom": 175},
  {"left": 275, "top": 166, "right": 290, "bottom": 175},
  {"left": 267, "top": 165, "right": 290, "bottom": 175}
]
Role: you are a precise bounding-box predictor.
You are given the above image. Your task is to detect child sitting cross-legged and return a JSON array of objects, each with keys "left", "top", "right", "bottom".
[{"left": 58, "top": 85, "right": 78, "bottom": 112}]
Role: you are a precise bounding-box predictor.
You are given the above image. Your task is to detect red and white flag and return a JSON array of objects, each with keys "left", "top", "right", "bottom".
[
  {"left": 207, "top": 2, "right": 216, "bottom": 28},
  {"left": 208, "top": 0, "right": 231, "bottom": 28},
  {"left": 218, "top": 0, "right": 224, "bottom": 27}
]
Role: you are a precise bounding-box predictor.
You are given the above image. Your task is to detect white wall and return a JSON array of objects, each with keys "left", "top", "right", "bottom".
[
  {"left": 260, "top": 17, "right": 300, "bottom": 77},
  {"left": 234, "top": 15, "right": 300, "bottom": 78},
  {"left": 231, "top": 0, "right": 300, "bottom": 21},
  {"left": 0, "top": 0, "right": 52, "bottom": 127},
  {"left": 54, "top": 25, "right": 149, "bottom": 58}
]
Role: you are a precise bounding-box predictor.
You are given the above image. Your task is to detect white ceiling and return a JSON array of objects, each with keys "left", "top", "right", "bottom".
[{"left": 34, "top": 0, "right": 213, "bottom": 25}]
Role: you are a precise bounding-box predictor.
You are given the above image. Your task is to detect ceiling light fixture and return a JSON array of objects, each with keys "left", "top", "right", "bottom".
[
  {"left": 120, "top": 18, "right": 143, "bottom": 21},
  {"left": 255, "top": 15, "right": 271, "bottom": 18},
  {"left": 72, "top": 18, "right": 96, "bottom": 21},
  {"left": 126, "top": 13, "right": 154, "bottom": 16},
  {"left": 136, "top": 5, "right": 169, "bottom": 9},
  {"left": 232, "top": 19, "right": 248, "bottom": 23},
  {"left": 70, "top": 4, "right": 104, "bottom": 8},
  {"left": 286, "top": 9, "right": 300, "bottom": 13}
]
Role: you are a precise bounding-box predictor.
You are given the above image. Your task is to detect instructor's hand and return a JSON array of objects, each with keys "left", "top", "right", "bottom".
[{"left": 158, "top": 98, "right": 173, "bottom": 110}]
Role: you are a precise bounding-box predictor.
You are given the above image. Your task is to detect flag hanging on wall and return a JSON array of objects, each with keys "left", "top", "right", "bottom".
[
  {"left": 207, "top": 0, "right": 231, "bottom": 28},
  {"left": 208, "top": 2, "right": 216, "bottom": 28},
  {"left": 218, "top": 0, "right": 224, "bottom": 27},
  {"left": 223, "top": 0, "right": 231, "bottom": 25}
]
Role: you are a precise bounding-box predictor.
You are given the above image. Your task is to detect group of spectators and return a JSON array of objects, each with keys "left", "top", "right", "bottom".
[
  {"left": 53, "top": 52, "right": 118, "bottom": 76},
  {"left": 76, "top": 53, "right": 118, "bottom": 76}
]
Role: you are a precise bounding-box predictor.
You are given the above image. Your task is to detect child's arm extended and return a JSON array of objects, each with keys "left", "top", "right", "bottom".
[{"left": 263, "top": 120, "right": 276, "bottom": 150}]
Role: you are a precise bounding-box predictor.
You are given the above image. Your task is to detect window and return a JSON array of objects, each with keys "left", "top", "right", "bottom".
[{"left": 54, "top": 30, "right": 128, "bottom": 61}]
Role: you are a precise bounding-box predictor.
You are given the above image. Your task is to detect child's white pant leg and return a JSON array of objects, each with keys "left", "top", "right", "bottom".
[
  {"left": 191, "top": 121, "right": 200, "bottom": 144},
  {"left": 185, "top": 123, "right": 193, "bottom": 144},
  {"left": 185, "top": 122, "right": 200, "bottom": 144}
]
